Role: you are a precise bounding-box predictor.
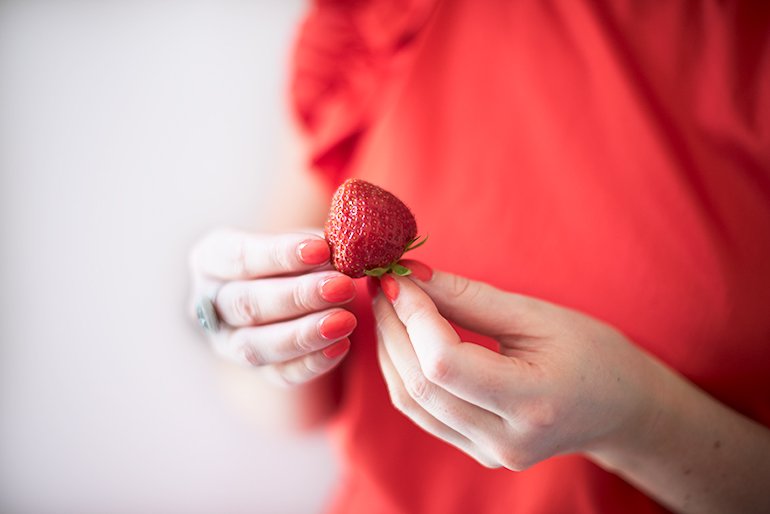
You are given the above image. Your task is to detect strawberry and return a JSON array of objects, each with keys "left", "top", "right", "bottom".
[{"left": 324, "top": 178, "right": 427, "bottom": 278}]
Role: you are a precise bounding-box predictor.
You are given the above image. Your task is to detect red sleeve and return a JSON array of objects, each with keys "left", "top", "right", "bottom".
[{"left": 289, "top": 0, "right": 438, "bottom": 190}]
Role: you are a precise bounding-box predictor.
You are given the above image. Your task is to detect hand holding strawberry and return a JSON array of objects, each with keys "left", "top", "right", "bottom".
[
  {"left": 188, "top": 229, "right": 357, "bottom": 386},
  {"left": 373, "top": 268, "right": 770, "bottom": 513},
  {"left": 372, "top": 268, "right": 666, "bottom": 470},
  {"left": 187, "top": 179, "right": 424, "bottom": 386}
]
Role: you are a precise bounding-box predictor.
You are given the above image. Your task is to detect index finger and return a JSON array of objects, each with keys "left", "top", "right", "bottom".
[
  {"left": 380, "top": 274, "right": 523, "bottom": 416},
  {"left": 191, "top": 228, "right": 331, "bottom": 280}
]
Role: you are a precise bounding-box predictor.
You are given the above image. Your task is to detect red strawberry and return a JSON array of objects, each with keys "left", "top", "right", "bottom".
[{"left": 324, "top": 178, "right": 427, "bottom": 278}]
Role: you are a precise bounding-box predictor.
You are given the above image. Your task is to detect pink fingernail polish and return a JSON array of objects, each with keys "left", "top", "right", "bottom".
[
  {"left": 298, "top": 239, "right": 330, "bottom": 265},
  {"left": 320, "top": 276, "right": 356, "bottom": 303},
  {"left": 398, "top": 259, "right": 433, "bottom": 281},
  {"left": 319, "top": 310, "right": 357, "bottom": 340},
  {"left": 322, "top": 338, "right": 350, "bottom": 359},
  {"left": 380, "top": 274, "right": 399, "bottom": 302}
]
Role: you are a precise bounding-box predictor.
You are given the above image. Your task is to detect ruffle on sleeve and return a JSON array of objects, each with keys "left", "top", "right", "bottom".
[{"left": 290, "top": 0, "right": 438, "bottom": 187}]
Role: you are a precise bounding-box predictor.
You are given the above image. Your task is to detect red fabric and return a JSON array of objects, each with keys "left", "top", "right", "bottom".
[
  {"left": 290, "top": 1, "right": 770, "bottom": 513},
  {"left": 290, "top": 0, "right": 437, "bottom": 184}
]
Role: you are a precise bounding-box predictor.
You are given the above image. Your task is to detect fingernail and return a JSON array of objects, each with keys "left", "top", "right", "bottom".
[
  {"left": 319, "top": 310, "right": 357, "bottom": 340},
  {"left": 399, "top": 259, "right": 433, "bottom": 281},
  {"left": 366, "top": 276, "right": 380, "bottom": 297},
  {"left": 380, "top": 274, "right": 399, "bottom": 302},
  {"left": 319, "top": 276, "right": 356, "bottom": 303},
  {"left": 298, "top": 239, "right": 330, "bottom": 265},
  {"left": 322, "top": 338, "right": 351, "bottom": 359}
]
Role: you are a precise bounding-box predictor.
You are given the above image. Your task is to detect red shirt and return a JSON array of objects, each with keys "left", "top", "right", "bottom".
[{"left": 291, "top": 1, "right": 770, "bottom": 512}]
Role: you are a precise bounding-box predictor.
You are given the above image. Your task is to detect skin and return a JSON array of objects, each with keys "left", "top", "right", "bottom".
[
  {"left": 190, "top": 221, "right": 770, "bottom": 511},
  {"left": 188, "top": 127, "right": 347, "bottom": 430},
  {"left": 373, "top": 270, "right": 770, "bottom": 513},
  {"left": 188, "top": 128, "right": 770, "bottom": 510}
]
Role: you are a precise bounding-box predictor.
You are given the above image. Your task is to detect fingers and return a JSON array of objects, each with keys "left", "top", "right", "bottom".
[
  {"left": 209, "top": 308, "right": 355, "bottom": 385},
  {"left": 188, "top": 228, "right": 354, "bottom": 386},
  {"left": 214, "top": 271, "right": 356, "bottom": 326},
  {"left": 264, "top": 338, "right": 351, "bottom": 387},
  {"left": 377, "top": 333, "right": 501, "bottom": 468},
  {"left": 399, "top": 260, "right": 539, "bottom": 338},
  {"left": 228, "top": 308, "right": 357, "bottom": 365},
  {"left": 380, "top": 274, "right": 528, "bottom": 417},
  {"left": 190, "top": 228, "right": 332, "bottom": 280},
  {"left": 373, "top": 293, "right": 504, "bottom": 443}
]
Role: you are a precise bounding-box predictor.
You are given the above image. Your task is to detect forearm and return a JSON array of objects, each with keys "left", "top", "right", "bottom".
[{"left": 588, "top": 357, "right": 770, "bottom": 513}]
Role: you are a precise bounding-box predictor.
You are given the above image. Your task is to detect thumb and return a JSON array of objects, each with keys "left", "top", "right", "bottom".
[{"left": 399, "top": 260, "right": 539, "bottom": 338}]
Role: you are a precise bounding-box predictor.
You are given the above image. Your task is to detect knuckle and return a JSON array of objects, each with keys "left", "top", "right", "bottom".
[
  {"left": 388, "top": 387, "right": 414, "bottom": 415},
  {"left": 231, "top": 290, "right": 261, "bottom": 324},
  {"left": 493, "top": 446, "right": 532, "bottom": 472},
  {"left": 225, "top": 330, "right": 256, "bottom": 362},
  {"left": 374, "top": 304, "right": 398, "bottom": 331},
  {"left": 485, "top": 435, "right": 542, "bottom": 471},
  {"left": 475, "top": 454, "right": 503, "bottom": 469},
  {"left": 292, "top": 280, "right": 316, "bottom": 313},
  {"left": 293, "top": 327, "right": 315, "bottom": 354},
  {"left": 402, "top": 307, "right": 433, "bottom": 330},
  {"left": 269, "top": 238, "right": 294, "bottom": 273},
  {"left": 422, "top": 350, "right": 452, "bottom": 385},
  {"left": 242, "top": 344, "right": 266, "bottom": 367},
  {"left": 449, "top": 274, "right": 478, "bottom": 301},
  {"left": 300, "top": 355, "right": 325, "bottom": 376},
  {"left": 522, "top": 400, "right": 557, "bottom": 431},
  {"left": 404, "top": 368, "right": 433, "bottom": 404}
]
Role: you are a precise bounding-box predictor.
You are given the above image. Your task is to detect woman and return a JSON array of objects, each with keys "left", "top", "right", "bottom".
[{"left": 189, "top": 1, "right": 770, "bottom": 512}]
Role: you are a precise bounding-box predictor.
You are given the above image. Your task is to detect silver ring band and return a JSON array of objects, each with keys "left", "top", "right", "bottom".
[{"left": 195, "top": 296, "right": 220, "bottom": 334}]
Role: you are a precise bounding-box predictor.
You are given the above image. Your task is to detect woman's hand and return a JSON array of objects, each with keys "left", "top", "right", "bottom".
[
  {"left": 188, "top": 228, "right": 357, "bottom": 387},
  {"left": 372, "top": 260, "right": 661, "bottom": 470},
  {"left": 374, "top": 261, "right": 770, "bottom": 512}
]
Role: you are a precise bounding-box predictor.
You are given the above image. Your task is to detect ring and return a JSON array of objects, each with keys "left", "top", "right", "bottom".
[{"left": 195, "top": 296, "right": 220, "bottom": 334}]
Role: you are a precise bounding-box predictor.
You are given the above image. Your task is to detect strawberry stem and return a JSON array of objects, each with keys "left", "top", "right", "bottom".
[{"left": 404, "top": 234, "right": 429, "bottom": 253}]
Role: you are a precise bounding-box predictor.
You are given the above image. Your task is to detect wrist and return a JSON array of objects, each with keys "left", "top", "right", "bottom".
[{"left": 584, "top": 352, "right": 679, "bottom": 472}]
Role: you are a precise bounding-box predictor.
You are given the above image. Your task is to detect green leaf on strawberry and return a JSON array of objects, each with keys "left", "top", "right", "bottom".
[
  {"left": 364, "top": 267, "right": 390, "bottom": 277},
  {"left": 391, "top": 264, "right": 413, "bottom": 276}
]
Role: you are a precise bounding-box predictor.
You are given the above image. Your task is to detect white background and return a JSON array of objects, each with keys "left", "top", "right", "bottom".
[{"left": 0, "top": 1, "right": 339, "bottom": 513}]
